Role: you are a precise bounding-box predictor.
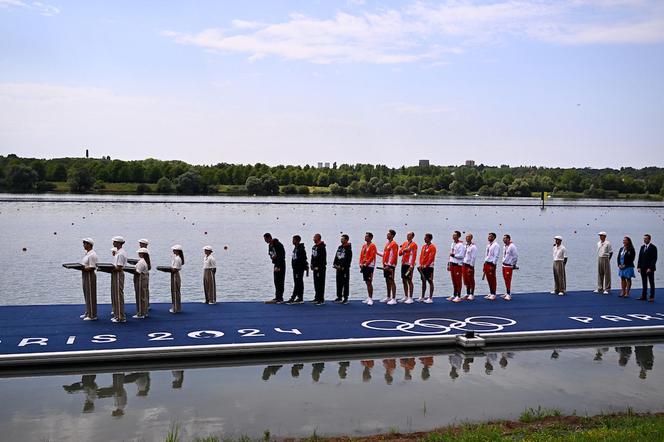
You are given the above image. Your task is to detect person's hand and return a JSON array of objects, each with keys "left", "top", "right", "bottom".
[
  {"left": 638, "top": 268, "right": 641, "bottom": 273},
  {"left": 647, "top": 268, "right": 652, "bottom": 274},
  {"left": 274, "top": 267, "right": 280, "bottom": 272}
]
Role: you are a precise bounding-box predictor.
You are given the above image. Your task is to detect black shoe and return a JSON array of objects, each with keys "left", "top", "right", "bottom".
[
  {"left": 649, "top": 297, "right": 655, "bottom": 303},
  {"left": 295, "top": 298, "right": 304, "bottom": 304},
  {"left": 342, "top": 299, "right": 350, "bottom": 304},
  {"left": 333, "top": 298, "right": 342, "bottom": 303},
  {"left": 285, "top": 298, "right": 296, "bottom": 305},
  {"left": 314, "top": 301, "right": 325, "bottom": 306},
  {"left": 265, "top": 298, "right": 280, "bottom": 304},
  {"left": 308, "top": 299, "right": 318, "bottom": 303},
  {"left": 637, "top": 296, "right": 647, "bottom": 301}
]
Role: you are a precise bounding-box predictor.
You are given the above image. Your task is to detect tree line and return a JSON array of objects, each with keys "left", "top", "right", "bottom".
[{"left": 1, "top": 154, "right": 663, "bottom": 199}]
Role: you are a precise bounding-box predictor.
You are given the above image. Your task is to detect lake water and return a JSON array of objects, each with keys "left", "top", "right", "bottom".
[
  {"left": 1, "top": 194, "right": 662, "bottom": 305},
  {"left": 2, "top": 195, "right": 664, "bottom": 440},
  {"left": 1, "top": 342, "right": 663, "bottom": 441}
]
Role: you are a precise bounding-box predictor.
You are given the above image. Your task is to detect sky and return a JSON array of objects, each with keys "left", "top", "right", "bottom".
[{"left": 0, "top": 0, "right": 663, "bottom": 168}]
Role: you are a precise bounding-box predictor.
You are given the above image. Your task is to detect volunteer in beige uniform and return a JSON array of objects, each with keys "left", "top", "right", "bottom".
[
  {"left": 169, "top": 245, "right": 184, "bottom": 313},
  {"left": 111, "top": 236, "right": 128, "bottom": 323},
  {"left": 80, "top": 238, "right": 98, "bottom": 320},
  {"left": 138, "top": 239, "right": 150, "bottom": 310},
  {"left": 203, "top": 245, "right": 217, "bottom": 304},
  {"left": 595, "top": 231, "right": 613, "bottom": 294},
  {"left": 133, "top": 248, "right": 150, "bottom": 318},
  {"left": 551, "top": 235, "right": 568, "bottom": 296}
]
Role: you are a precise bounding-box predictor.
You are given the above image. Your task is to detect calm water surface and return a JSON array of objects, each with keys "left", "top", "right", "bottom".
[
  {"left": 0, "top": 343, "right": 663, "bottom": 441},
  {"left": 1, "top": 195, "right": 662, "bottom": 305}
]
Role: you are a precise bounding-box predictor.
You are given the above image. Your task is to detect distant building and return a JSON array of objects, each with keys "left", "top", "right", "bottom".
[
  {"left": 419, "top": 159, "right": 430, "bottom": 167},
  {"left": 317, "top": 162, "right": 323, "bottom": 169},
  {"left": 465, "top": 160, "right": 476, "bottom": 167},
  {"left": 324, "top": 162, "right": 330, "bottom": 168}
]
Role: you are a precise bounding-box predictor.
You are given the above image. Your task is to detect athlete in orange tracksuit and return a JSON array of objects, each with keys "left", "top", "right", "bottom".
[
  {"left": 418, "top": 233, "right": 437, "bottom": 303},
  {"left": 359, "top": 232, "right": 377, "bottom": 305},
  {"left": 379, "top": 229, "right": 399, "bottom": 305},
  {"left": 398, "top": 232, "right": 418, "bottom": 304}
]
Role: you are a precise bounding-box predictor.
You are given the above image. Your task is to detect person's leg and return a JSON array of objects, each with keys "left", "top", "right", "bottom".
[
  {"left": 640, "top": 271, "right": 648, "bottom": 299},
  {"left": 626, "top": 277, "right": 632, "bottom": 297},
  {"left": 111, "top": 273, "right": 118, "bottom": 319},
  {"left": 275, "top": 268, "right": 285, "bottom": 301},
  {"left": 174, "top": 272, "right": 181, "bottom": 312},
  {"left": 553, "top": 262, "right": 560, "bottom": 293},
  {"left": 134, "top": 273, "right": 140, "bottom": 313},
  {"left": 90, "top": 272, "right": 97, "bottom": 318},
  {"left": 597, "top": 258, "right": 604, "bottom": 292},
  {"left": 342, "top": 268, "right": 350, "bottom": 301},
  {"left": 502, "top": 266, "right": 512, "bottom": 295},
  {"left": 604, "top": 258, "right": 612, "bottom": 291},
  {"left": 118, "top": 272, "right": 125, "bottom": 321},
  {"left": 649, "top": 271, "right": 655, "bottom": 299},
  {"left": 486, "top": 264, "right": 497, "bottom": 295},
  {"left": 82, "top": 273, "right": 91, "bottom": 318},
  {"left": 560, "top": 263, "right": 566, "bottom": 294},
  {"left": 468, "top": 266, "right": 475, "bottom": 295},
  {"left": 203, "top": 270, "right": 210, "bottom": 303},
  {"left": 335, "top": 270, "right": 343, "bottom": 301},
  {"left": 620, "top": 278, "right": 626, "bottom": 297}
]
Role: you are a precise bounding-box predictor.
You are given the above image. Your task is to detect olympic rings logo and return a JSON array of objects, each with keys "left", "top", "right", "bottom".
[{"left": 361, "top": 316, "right": 517, "bottom": 335}]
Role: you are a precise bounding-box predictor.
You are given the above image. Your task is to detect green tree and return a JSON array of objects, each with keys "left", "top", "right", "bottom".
[
  {"left": 175, "top": 170, "right": 206, "bottom": 194},
  {"left": 245, "top": 176, "right": 262, "bottom": 195},
  {"left": 67, "top": 165, "right": 95, "bottom": 192},
  {"left": 449, "top": 180, "right": 467, "bottom": 196},
  {"left": 6, "top": 164, "right": 38, "bottom": 191},
  {"left": 156, "top": 177, "right": 174, "bottom": 193}
]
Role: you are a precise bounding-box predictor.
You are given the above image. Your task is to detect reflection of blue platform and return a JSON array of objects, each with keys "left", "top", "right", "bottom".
[{"left": 1, "top": 290, "right": 663, "bottom": 366}]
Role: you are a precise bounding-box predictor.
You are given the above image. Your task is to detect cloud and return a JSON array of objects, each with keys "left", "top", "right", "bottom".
[
  {"left": 163, "top": 1, "right": 664, "bottom": 64},
  {"left": 0, "top": 0, "right": 59, "bottom": 16}
]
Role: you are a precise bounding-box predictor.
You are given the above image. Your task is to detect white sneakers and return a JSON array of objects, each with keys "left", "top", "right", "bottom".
[
  {"left": 417, "top": 297, "right": 425, "bottom": 302},
  {"left": 550, "top": 291, "right": 557, "bottom": 294},
  {"left": 83, "top": 316, "right": 97, "bottom": 321},
  {"left": 423, "top": 298, "right": 433, "bottom": 304},
  {"left": 132, "top": 314, "right": 145, "bottom": 319},
  {"left": 603, "top": 291, "right": 610, "bottom": 295},
  {"left": 387, "top": 298, "right": 397, "bottom": 305},
  {"left": 404, "top": 298, "right": 414, "bottom": 304},
  {"left": 485, "top": 294, "right": 496, "bottom": 300},
  {"left": 366, "top": 298, "right": 374, "bottom": 305},
  {"left": 558, "top": 292, "right": 565, "bottom": 296},
  {"left": 379, "top": 298, "right": 390, "bottom": 303},
  {"left": 362, "top": 297, "right": 369, "bottom": 304},
  {"left": 593, "top": 289, "right": 600, "bottom": 293},
  {"left": 451, "top": 297, "right": 462, "bottom": 303},
  {"left": 502, "top": 294, "right": 512, "bottom": 301},
  {"left": 467, "top": 295, "right": 475, "bottom": 301},
  {"left": 446, "top": 296, "right": 455, "bottom": 301},
  {"left": 79, "top": 314, "right": 86, "bottom": 319}
]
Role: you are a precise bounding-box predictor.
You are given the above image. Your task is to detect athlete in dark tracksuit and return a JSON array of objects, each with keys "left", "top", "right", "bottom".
[
  {"left": 289, "top": 235, "right": 309, "bottom": 304},
  {"left": 264, "top": 233, "right": 286, "bottom": 303},
  {"left": 333, "top": 235, "right": 353, "bottom": 303},
  {"left": 311, "top": 234, "right": 327, "bottom": 305}
]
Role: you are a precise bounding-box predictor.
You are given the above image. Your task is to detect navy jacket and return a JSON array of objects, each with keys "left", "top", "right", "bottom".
[
  {"left": 617, "top": 247, "right": 635, "bottom": 268},
  {"left": 311, "top": 242, "right": 327, "bottom": 269},
  {"left": 291, "top": 243, "right": 309, "bottom": 273},
  {"left": 268, "top": 239, "right": 286, "bottom": 267},
  {"left": 333, "top": 243, "right": 353, "bottom": 270},
  {"left": 637, "top": 243, "right": 657, "bottom": 271}
]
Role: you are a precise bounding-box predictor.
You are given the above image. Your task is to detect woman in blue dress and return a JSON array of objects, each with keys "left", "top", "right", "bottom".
[{"left": 617, "top": 236, "right": 636, "bottom": 298}]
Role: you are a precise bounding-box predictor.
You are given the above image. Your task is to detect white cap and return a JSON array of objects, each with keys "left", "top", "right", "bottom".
[
  {"left": 203, "top": 245, "right": 213, "bottom": 251},
  {"left": 171, "top": 244, "right": 183, "bottom": 251},
  {"left": 138, "top": 238, "right": 149, "bottom": 245},
  {"left": 82, "top": 237, "right": 94, "bottom": 245},
  {"left": 598, "top": 231, "right": 607, "bottom": 236},
  {"left": 112, "top": 236, "right": 125, "bottom": 243},
  {"left": 137, "top": 247, "right": 149, "bottom": 254},
  {"left": 554, "top": 235, "right": 562, "bottom": 240}
]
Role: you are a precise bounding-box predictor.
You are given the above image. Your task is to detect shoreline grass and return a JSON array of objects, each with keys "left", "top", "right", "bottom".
[{"left": 166, "top": 410, "right": 664, "bottom": 441}]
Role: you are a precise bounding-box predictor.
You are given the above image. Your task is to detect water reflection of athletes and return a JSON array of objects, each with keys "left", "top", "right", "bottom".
[{"left": 62, "top": 371, "right": 186, "bottom": 416}]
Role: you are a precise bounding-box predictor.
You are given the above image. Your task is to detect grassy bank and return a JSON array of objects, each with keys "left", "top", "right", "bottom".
[
  {"left": 165, "top": 410, "right": 664, "bottom": 441},
  {"left": 17, "top": 182, "right": 664, "bottom": 201}
]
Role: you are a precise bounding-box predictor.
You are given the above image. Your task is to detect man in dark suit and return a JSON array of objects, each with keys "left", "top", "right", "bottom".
[{"left": 637, "top": 234, "right": 657, "bottom": 301}]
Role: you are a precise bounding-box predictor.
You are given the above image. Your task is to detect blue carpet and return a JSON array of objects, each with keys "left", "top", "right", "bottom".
[{"left": 1, "top": 290, "right": 663, "bottom": 356}]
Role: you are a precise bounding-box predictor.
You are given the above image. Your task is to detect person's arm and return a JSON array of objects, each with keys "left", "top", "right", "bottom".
[{"left": 637, "top": 246, "right": 643, "bottom": 270}]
